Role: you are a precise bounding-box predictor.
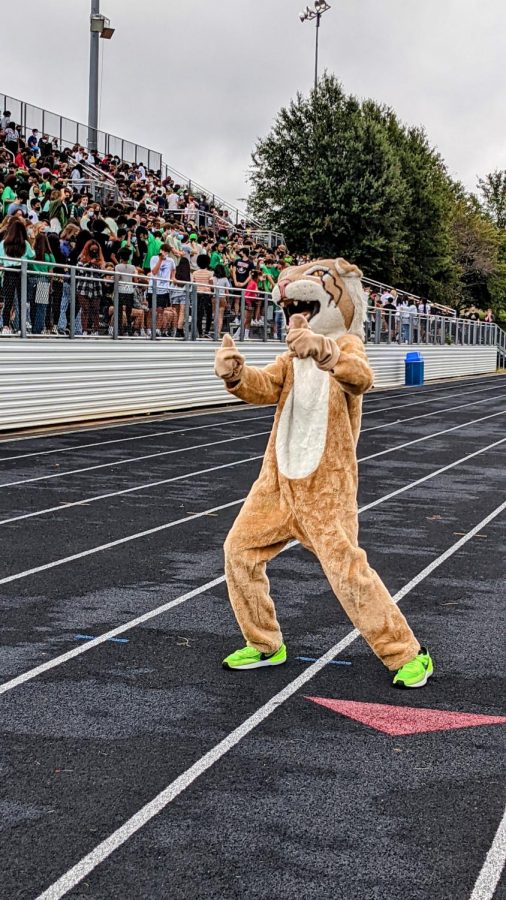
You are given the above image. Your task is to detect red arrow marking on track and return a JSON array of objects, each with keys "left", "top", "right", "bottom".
[{"left": 305, "top": 698, "right": 506, "bottom": 736}]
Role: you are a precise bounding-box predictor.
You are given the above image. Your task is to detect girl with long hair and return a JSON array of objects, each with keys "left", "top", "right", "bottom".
[
  {"left": 0, "top": 218, "right": 35, "bottom": 333},
  {"left": 76, "top": 239, "right": 105, "bottom": 335},
  {"left": 46, "top": 231, "right": 65, "bottom": 331},
  {"left": 168, "top": 256, "right": 191, "bottom": 337},
  {"left": 29, "top": 232, "right": 54, "bottom": 334}
]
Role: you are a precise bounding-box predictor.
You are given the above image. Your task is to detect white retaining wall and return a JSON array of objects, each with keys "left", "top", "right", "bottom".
[{"left": 0, "top": 340, "right": 498, "bottom": 431}]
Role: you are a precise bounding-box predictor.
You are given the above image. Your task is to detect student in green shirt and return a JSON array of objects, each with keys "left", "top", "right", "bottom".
[
  {"left": 142, "top": 230, "right": 162, "bottom": 272},
  {"left": 1, "top": 176, "right": 17, "bottom": 215},
  {"left": 30, "top": 232, "right": 55, "bottom": 334},
  {"left": 209, "top": 240, "right": 226, "bottom": 271}
]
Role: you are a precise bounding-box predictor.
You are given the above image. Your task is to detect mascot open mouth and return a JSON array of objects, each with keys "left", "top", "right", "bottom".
[{"left": 279, "top": 299, "right": 321, "bottom": 324}]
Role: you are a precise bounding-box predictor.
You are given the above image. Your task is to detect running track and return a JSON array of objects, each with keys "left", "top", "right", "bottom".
[{"left": 0, "top": 373, "right": 505, "bottom": 900}]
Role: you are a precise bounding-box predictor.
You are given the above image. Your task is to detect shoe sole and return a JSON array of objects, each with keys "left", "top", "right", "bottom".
[
  {"left": 223, "top": 658, "right": 287, "bottom": 671},
  {"left": 394, "top": 668, "right": 433, "bottom": 689}
]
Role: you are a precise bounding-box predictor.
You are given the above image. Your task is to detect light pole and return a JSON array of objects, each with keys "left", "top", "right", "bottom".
[
  {"left": 88, "top": 0, "right": 115, "bottom": 153},
  {"left": 299, "top": 1, "right": 332, "bottom": 92}
]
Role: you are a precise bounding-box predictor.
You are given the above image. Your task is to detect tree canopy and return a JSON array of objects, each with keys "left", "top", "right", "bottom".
[{"left": 248, "top": 73, "right": 505, "bottom": 313}]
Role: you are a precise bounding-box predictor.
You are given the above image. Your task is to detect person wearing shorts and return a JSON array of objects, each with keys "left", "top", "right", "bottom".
[{"left": 149, "top": 243, "right": 175, "bottom": 334}]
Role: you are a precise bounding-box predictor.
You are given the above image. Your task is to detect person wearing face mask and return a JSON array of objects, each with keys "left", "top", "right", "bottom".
[{"left": 76, "top": 240, "right": 105, "bottom": 336}]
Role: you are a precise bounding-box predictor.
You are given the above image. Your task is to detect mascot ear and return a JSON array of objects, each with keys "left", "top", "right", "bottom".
[
  {"left": 335, "top": 257, "right": 363, "bottom": 280},
  {"left": 334, "top": 257, "right": 367, "bottom": 340}
]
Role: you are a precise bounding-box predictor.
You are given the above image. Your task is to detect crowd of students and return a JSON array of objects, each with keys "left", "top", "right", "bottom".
[{"left": 0, "top": 114, "right": 495, "bottom": 339}]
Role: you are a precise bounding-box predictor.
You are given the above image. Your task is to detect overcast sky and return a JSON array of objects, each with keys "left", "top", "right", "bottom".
[{"left": 3, "top": 0, "right": 504, "bottom": 210}]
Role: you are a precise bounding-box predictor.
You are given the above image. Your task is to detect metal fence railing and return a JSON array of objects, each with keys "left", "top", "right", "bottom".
[
  {"left": 0, "top": 91, "right": 274, "bottom": 238},
  {"left": 0, "top": 259, "right": 503, "bottom": 359}
]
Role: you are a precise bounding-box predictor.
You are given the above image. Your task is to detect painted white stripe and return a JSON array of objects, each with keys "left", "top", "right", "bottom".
[
  {"left": 0, "top": 413, "right": 274, "bottom": 464},
  {"left": 0, "top": 498, "right": 245, "bottom": 590},
  {"left": 0, "top": 378, "right": 498, "bottom": 463},
  {"left": 359, "top": 410, "right": 506, "bottom": 464},
  {"left": 34, "top": 499, "right": 506, "bottom": 900},
  {"left": 0, "top": 430, "right": 271, "bottom": 490},
  {"left": 2, "top": 387, "right": 504, "bottom": 491},
  {"left": 363, "top": 374, "right": 501, "bottom": 405},
  {"left": 359, "top": 437, "right": 506, "bottom": 514},
  {"left": 1, "top": 409, "right": 504, "bottom": 529},
  {"left": 1, "top": 436, "right": 504, "bottom": 694},
  {"left": 361, "top": 382, "right": 505, "bottom": 418},
  {"left": 468, "top": 805, "right": 506, "bottom": 900},
  {"left": 0, "top": 455, "right": 264, "bottom": 527},
  {"left": 0, "top": 402, "right": 274, "bottom": 446},
  {"left": 362, "top": 392, "right": 506, "bottom": 434}
]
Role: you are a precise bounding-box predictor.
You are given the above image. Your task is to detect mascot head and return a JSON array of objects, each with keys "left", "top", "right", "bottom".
[{"left": 272, "top": 257, "right": 366, "bottom": 340}]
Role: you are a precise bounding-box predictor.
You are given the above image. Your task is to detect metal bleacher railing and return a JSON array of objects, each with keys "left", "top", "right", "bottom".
[
  {"left": 0, "top": 91, "right": 269, "bottom": 233},
  {"left": 0, "top": 260, "right": 503, "bottom": 365}
]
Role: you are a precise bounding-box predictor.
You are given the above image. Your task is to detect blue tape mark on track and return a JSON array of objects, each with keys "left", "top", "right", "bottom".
[
  {"left": 75, "top": 634, "right": 129, "bottom": 645},
  {"left": 296, "top": 656, "right": 352, "bottom": 666}
]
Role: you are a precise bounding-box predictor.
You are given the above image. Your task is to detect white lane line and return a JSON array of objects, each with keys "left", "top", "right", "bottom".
[
  {"left": 0, "top": 403, "right": 276, "bottom": 446},
  {"left": 0, "top": 413, "right": 275, "bottom": 464},
  {"left": 3, "top": 388, "right": 505, "bottom": 491},
  {"left": 359, "top": 410, "right": 506, "bottom": 464},
  {"left": 469, "top": 805, "right": 506, "bottom": 900},
  {"left": 34, "top": 499, "right": 506, "bottom": 900},
  {"left": 359, "top": 437, "right": 506, "bottom": 514},
  {"left": 0, "top": 378, "right": 498, "bottom": 462},
  {"left": 1, "top": 409, "right": 504, "bottom": 529},
  {"left": 362, "top": 382, "right": 506, "bottom": 417},
  {"left": 362, "top": 393, "right": 506, "bottom": 434},
  {"left": 363, "top": 375, "right": 502, "bottom": 405},
  {"left": 0, "top": 430, "right": 271, "bottom": 490},
  {"left": 1, "top": 437, "right": 504, "bottom": 693},
  {"left": 0, "top": 498, "right": 245, "bottom": 590},
  {"left": 0, "top": 374, "right": 502, "bottom": 450},
  {"left": 0, "top": 455, "right": 264, "bottom": 527}
]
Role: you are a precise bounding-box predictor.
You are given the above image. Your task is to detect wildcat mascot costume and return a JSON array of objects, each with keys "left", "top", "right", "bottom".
[{"left": 214, "top": 258, "right": 433, "bottom": 688}]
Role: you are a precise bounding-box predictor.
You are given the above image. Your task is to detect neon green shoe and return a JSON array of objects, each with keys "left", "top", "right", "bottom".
[
  {"left": 222, "top": 643, "right": 287, "bottom": 670},
  {"left": 393, "top": 647, "right": 434, "bottom": 688}
]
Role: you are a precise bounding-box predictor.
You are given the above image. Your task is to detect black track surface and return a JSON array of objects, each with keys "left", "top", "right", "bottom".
[{"left": 0, "top": 374, "right": 505, "bottom": 900}]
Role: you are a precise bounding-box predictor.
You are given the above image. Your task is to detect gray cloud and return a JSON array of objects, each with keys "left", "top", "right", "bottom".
[{"left": 3, "top": 0, "right": 504, "bottom": 210}]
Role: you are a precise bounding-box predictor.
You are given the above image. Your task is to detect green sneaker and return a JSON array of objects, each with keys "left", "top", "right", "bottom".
[
  {"left": 222, "top": 643, "right": 287, "bottom": 671},
  {"left": 393, "top": 647, "right": 433, "bottom": 689}
]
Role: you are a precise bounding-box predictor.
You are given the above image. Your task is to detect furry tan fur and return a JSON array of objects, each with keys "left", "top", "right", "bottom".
[{"left": 215, "top": 258, "right": 420, "bottom": 670}]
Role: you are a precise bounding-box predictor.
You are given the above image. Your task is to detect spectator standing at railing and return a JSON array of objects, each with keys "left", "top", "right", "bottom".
[
  {"left": 212, "top": 263, "right": 231, "bottom": 337},
  {"left": 170, "top": 256, "right": 192, "bottom": 337},
  {"left": 29, "top": 232, "right": 54, "bottom": 334},
  {"left": 149, "top": 243, "right": 176, "bottom": 335},
  {"left": 0, "top": 217, "right": 35, "bottom": 334},
  {"left": 76, "top": 239, "right": 105, "bottom": 336},
  {"left": 1, "top": 111, "right": 11, "bottom": 131},
  {"left": 382, "top": 294, "right": 397, "bottom": 340},
  {"left": 484, "top": 308, "right": 494, "bottom": 323},
  {"left": 115, "top": 246, "right": 137, "bottom": 335},
  {"left": 230, "top": 247, "right": 254, "bottom": 324},
  {"left": 192, "top": 253, "right": 214, "bottom": 337}
]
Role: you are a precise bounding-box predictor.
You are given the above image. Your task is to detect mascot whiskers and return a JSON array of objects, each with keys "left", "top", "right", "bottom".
[{"left": 214, "top": 257, "right": 433, "bottom": 688}]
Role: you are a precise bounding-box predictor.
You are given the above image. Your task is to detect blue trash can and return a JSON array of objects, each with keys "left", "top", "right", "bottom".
[{"left": 405, "top": 351, "right": 424, "bottom": 386}]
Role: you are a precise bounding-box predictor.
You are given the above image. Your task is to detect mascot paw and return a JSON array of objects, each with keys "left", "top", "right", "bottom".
[
  {"left": 287, "top": 318, "right": 340, "bottom": 371},
  {"left": 215, "top": 333, "right": 245, "bottom": 383}
]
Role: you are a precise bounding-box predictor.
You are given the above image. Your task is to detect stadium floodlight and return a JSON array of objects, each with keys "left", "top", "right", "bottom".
[
  {"left": 88, "top": 1, "right": 115, "bottom": 154},
  {"left": 298, "top": 2, "right": 332, "bottom": 90}
]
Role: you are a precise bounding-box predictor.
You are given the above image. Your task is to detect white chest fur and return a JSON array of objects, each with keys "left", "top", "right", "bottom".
[{"left": 275, "top": 357, "right": 329, "bottom": 479}]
